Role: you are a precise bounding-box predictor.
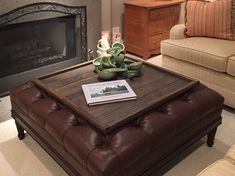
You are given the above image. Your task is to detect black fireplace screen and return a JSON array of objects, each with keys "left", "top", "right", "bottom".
[{"left": 0, "top": 15, "right": 76, "bottom": 78}]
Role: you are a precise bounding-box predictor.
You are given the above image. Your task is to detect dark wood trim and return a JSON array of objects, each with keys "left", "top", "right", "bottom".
[
  {"left": 36, "top": 58, "right": 198, "bottom": 84},
  {"left": 35, "top": 61, "right": 92, "bottom": 80},
  {"left": 207, "top": 127, "right": 218, "bottom": 147},
  {"left": 32, "top": 60, "right": 199, "bottom": 134},
  {"left": 128, "top": 57, "right": 199, "bottom": 83},
  {"left": 14, "top": 118, "right": 25, "bottom": 140}
]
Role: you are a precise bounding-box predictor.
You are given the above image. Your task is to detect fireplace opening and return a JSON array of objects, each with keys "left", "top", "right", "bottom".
[
  {"left": 0, "top": 2, "right": 92, "bottom": 96},
  {"left": 0, "top": 15, "right": 77, "bottom": 78}
]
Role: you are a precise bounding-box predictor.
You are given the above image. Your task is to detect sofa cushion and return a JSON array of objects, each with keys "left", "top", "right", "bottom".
[
  {"left": 197, "top": 159, "right": 235, "bottom": 176},
  {"left": 228, "top": 56, "right": 235, "bottom": 77},
  {"left": 162, "top": 55, "right": 235, "bottom": 108},
  {"left": 185, "top": 0, "right": 235, "bottom": 40},
  {"left": 161, "top": 37, "right": 235, "bottom": 72},
  {"left": 224, "top": 144, "right": 235, "bottom": 165}
]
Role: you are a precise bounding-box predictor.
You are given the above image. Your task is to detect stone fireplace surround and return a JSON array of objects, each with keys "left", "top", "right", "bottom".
[{"left": 0, "top": 0, "right": 101, "bottom": 96}]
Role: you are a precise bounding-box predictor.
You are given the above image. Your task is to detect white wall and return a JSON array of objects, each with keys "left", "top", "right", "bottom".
[
  {"left": 101, "top": 0, "right": 111, "bottom": 31},
  {"left": 101, "top": 0, "right": 126, "bottom": 33},
  {"left": 180, "top": 2, "right": 185, "bottom": 24},
  {"left": 111, "top": 0, "right": 125, "bottom": 29}
]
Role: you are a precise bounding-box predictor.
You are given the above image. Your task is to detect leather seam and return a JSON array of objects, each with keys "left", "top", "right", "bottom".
[
  {"left": 108, "top": 147, "right": 123, "bottom": 176},
  {"left": 85, "top": 146, "right": 99, "bottom": 176},
  {"left": 139, "top": 126, "right": 154, "bottom": 152}
]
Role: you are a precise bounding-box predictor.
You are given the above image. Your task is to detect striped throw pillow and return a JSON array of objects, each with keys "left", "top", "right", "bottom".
[{"left": 185, "top": 0, "right": 235, "bottom": 40}]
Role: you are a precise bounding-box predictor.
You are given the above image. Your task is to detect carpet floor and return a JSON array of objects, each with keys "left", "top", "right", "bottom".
[{"left": 1, "top": 56, "right": 235, "bottom": 175}]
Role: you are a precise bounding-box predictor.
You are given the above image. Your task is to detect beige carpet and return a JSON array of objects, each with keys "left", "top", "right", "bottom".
[{"left": 1, "top": 56, "right": 235, "bottom": 176}]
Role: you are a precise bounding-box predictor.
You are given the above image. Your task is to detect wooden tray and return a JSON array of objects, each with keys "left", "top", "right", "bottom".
[{"left": 33, "top": 59, "right": 199, "bottom": 134}]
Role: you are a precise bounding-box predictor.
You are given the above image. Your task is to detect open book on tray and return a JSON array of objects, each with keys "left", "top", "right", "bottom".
[{"left": 82, "top": 80, "right": 137, "bottom": 106}]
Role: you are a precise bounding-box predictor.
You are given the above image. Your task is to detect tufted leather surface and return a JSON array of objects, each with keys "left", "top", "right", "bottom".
[{"left": 10, "top": 82, "right": 224, "bottom": 176}]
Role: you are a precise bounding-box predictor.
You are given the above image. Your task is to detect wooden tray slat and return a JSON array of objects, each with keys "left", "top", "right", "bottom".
[{"left": 33, "top": 60, "right": 199, "bottom": 134}]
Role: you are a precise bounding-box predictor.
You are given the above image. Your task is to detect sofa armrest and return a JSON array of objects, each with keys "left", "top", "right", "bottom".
[
  {"left": 224, "top": 144, "right": 235, "bottom": 165},
  {"left": 170, "top": 24, "right": 187, "bottom": 40}
]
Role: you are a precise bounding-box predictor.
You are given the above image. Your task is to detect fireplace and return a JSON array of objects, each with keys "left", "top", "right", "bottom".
[
  {"left": 0, "top": 15, "right": 78, "bottom": 78},
  {"left": 0, "top": 1, "right": 101, "bottom": 96}
]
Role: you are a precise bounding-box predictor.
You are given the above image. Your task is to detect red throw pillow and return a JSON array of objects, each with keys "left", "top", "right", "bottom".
[{"left": 185, "top": 0, "right": 235, "bottom": 40}]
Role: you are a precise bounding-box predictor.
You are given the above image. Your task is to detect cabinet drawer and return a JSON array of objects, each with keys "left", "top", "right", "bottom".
[
  {"left": 125, "top": 32, "right": 145, "bottom": 48},
  {"left": 149, "top": 5, "right": 178, "bottom": 21},
  {"left": 149, "top": 35, "right": 162, "bottom": 50},
  {"left": 149, "top": 20, "right": 163, "bottom": 35},
  {"left": 125, "top": 5, "right": 146, "bottom": 23},
  {"left": 125, "top": 24, "right": 145, "bottom": 34},
  {"left": 149, "top": 16, "right": 176, "bottom": 36}
]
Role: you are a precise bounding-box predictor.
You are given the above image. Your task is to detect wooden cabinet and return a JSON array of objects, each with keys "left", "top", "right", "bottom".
[{"left": 124, "top": 0, "right": 183, "bottom": 60}]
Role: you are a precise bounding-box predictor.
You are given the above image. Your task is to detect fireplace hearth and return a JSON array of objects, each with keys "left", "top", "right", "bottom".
[{"left": 0, "top": 1, "right": 101, "bottom": 96}]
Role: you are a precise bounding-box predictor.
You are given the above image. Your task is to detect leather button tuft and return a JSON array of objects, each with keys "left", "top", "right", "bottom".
[
  {"left": 109, "top": 126, "right": 151, "bottom": 170},
  {"left": 158, "top": 106, "right": 168, "bottom": 114},
  {"left": 45, "top": 109, "right": 78, "bottom": 145},
  {"left": 64, "top": 125, "right": 103, "bottom": 168},
  {"left": 10, "top": 82, "right": 224, "bottom": 176},
  {"left": 140, "top": 112, "right": 176, "bottom": 148},
  {"left": 180, "top": 96, "right": 192, "bottom": 103}
]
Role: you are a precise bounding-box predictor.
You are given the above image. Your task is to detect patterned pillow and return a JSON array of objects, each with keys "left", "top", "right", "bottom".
[{"left": 185, "top": 0, "right": 235, "bottom": 40}]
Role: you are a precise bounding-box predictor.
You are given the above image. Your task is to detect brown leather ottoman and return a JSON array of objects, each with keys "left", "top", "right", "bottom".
[{"left": 10, "top": 81, "right": 224, "bottom": 176}]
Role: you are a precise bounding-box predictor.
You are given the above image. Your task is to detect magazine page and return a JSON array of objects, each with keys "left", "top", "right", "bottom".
[{"left": 82, "top": 80, "right": 136, "bottom": 105}]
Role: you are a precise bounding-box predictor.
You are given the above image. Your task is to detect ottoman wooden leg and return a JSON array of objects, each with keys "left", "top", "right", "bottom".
[
  {"left": 207, "top": 127, "right": 217, "bottom": 147},
  {"left": 15, "top": 121, "right": 25, "bottom": 140}
]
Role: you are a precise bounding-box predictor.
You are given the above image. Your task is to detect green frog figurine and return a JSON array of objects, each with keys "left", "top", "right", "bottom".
[{"left": 93, "top": 42, "right": 142, "bottom": 80}]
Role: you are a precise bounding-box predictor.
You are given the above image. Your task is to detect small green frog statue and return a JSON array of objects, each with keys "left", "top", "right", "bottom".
[{"left": 93, "top": 42, "right": 143, "bottom": 80}]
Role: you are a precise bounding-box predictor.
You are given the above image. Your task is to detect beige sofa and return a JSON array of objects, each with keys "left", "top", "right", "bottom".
[
  {"left": 197, "top": 144, "right": 235, "bottom": 176},
  {"left": 161, "top": 24, "right": 235, "bottom": 108}
]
